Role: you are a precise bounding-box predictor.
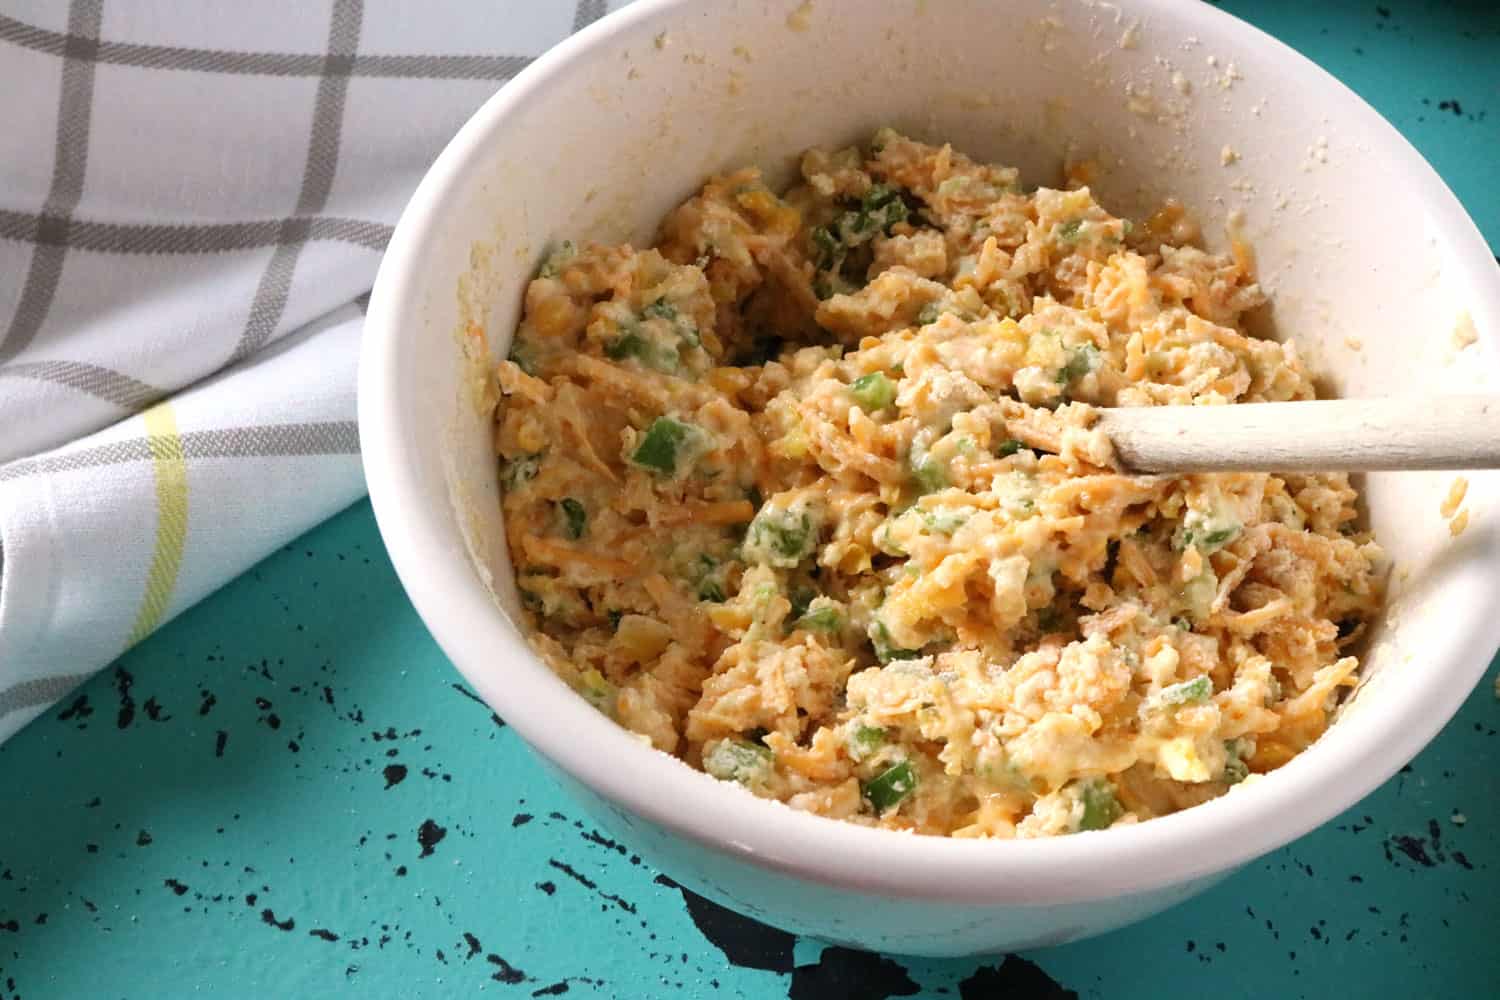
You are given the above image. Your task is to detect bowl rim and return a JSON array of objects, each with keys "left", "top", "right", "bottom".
[{"left": 359, "top": 0, "right": 1500, "bottom": 904}]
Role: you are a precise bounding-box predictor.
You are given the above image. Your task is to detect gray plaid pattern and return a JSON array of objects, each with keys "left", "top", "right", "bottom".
[
  {"left": 574, "top": 0, "right": 608, "bottom": 30},
  {"left": 231, "top": 0, "right": 363, "bottom": 364},
  {"left": 1, "top": 360, "right": 162, "bottom": 410},
  {"left": 0, "top": 673, "right": 96, "bottom": 717},
  {"left": 0, "top": 0, "right": 101, "bottom": 368},
  {"left": 0, "top": 12, "right": 534, "bottom": 80},
  {"left": 0, "top": 210, "right": 391, "bottom": 254},
  {"left": 0, "top": 421, "right": 361, "bottom": 483},
  {"left": 0, "top": 0, "right": 618, "bottom": 736},
  {"left": 0, "top": 0, "right": 599, "bottom": 425}
]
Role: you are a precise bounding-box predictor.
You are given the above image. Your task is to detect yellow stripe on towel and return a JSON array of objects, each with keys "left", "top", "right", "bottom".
[{"left": 127, "top": 402, "right": 188, "bottom": 646}]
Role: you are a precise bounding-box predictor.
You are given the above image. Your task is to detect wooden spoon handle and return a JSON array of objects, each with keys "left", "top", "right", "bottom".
[{"left": 1097, "top": 396, "right": 1500, "bottom": 474}]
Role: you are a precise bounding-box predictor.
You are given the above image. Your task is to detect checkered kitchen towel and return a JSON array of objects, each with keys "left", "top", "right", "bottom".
[{"left": 0, "top": 0, "right": 618, "bottom": 744}]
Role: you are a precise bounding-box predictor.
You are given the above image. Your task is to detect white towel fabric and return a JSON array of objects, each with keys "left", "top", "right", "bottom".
[{"left": 0, "top": 0, "right": 616, "bottom": 743}]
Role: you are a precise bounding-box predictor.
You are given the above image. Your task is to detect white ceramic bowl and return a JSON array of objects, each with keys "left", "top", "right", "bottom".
[{"left": 359, "top": 0, "right": 1500, "bottom": 955}]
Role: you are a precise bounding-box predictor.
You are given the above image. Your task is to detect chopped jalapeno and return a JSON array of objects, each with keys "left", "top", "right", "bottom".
[
  {"left": 1057, "top": 218, "right": 1084, "bottom": 242},
  {"left": 788, "top": 585, "right": 816, "bottom": 622},
  {"left": 794, "top": 605, "right": 843, "bottom": 633},
  {"left": 1179, "top": 507, "right": 1242, "bottom": 553},
  {"left": 810, "top": 226, "right": 841, "bottom": 270},
  {"left": 851, "top": 725, "right": 888, "bottom": 758},
  {"left": 995, "top": 438, "right": 1025, "bottom": 457},
  {"left": 703, "top": 737, "right": 773, "bottom": 787},
  {"left": 694, "top": 554, "right": 728, "bottom": 603},
  {"left": 629, "top": 417, "right": 704, "bottom": 475},
  {"left": 1058, "top": 343, "right": 1100, "bottom": 384},
  {"left": 812, "top": 272, "right": 854, "bottom": 301},
  {"left": 870, "top": 621, "right": 923, "bottom": 663},
  {"left": 558, "top": 498, "right": 587, "bottom": 539},
  {"left": 863, "top": 759, "right": 917, "bottom": 812},
  {"left": 1223, "top": 740, "right": 1250, "bottom": 785},
  {"left": 607, "top": 331, "right": 679, "bottom": 373},
  {"left": 537, "top": 240, "right": 576, "bottom": 278},
  {"left": 507, "top": 337, "right": 537, "bottom": 375},
  {"left": 850, "top": 372, "right": 896, "bottom": 412},
  {"left": 874, "top": 523, "right": 906, "bottom": 556},
  {"left": 1078, "top": 779, "right": 1122, "bottom": 831},
  {"left": 916, "top": 302, "right": 942, "bottom": 325},
  {"left": 921, "top": 509, "right": 967, "bottom": 535},
  {"left": 744, "top": 503, "right": 819, "bottom": 567},
  {"left": 577, "top": 668, "right": 616, "bottom": 713},
  {"left": 502, "top": 453, "right": 542, "bottom": 491},
  {"left": 1153, "top": 675, "right": 1212, "bottom": 709},
  {"left": 1189, "top": 526, "right": 1238, "bottom": 550},
  {"left": 911, "top": 456, "right": 948, "bottom": 494},
  {"left": 813, "top": 185, "right": 910, "bottom": 282},
  {"left": 642, "top": 298, "right": 677, "bottom": 320}
]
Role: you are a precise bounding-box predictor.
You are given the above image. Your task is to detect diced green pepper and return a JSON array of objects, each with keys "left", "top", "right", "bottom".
[
  {"left": 863, "top": 759, "right": 917, "bottom": 812},
  {"left": 995, "top": 438, "right": 1025, "bottom": 457},
  {"left": 703, "top": 737, "right": 773, "bottom": 787},
  {"left": 557, "top": 498, "right": 587, "bottom": 539},
  {"left": 1079, "top": 779, "right": 1122, "bottom": 831},
  {"left": 629, "top": 417, "right": 702, "bottom": 475},
  {"left": 850, "top": 372, "right": 896, "bottom": 412}
]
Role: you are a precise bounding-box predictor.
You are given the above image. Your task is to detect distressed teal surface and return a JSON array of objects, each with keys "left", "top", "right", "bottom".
[{"left": 2, "top": 2, "right": 1498, "bottom": 997}]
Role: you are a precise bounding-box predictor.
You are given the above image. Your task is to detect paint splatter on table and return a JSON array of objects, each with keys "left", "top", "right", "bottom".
[{"left": 2, "top": 3, "right": 1497, "bottom": 997}]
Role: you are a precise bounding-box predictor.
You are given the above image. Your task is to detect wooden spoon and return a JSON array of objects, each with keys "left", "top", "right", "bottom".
[{"left": 1098, "top": 396, "right": 1500, "bottom": 474}]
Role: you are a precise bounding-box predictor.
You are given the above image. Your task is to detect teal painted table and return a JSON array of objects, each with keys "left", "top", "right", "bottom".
[{"left": 3, "top": 3, "right": 1497, "bottom": 997}]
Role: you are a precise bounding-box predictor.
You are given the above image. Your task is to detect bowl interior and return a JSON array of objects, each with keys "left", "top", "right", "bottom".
[{"left": 363, "top": 0, "right": 1500, "bottom": 900}]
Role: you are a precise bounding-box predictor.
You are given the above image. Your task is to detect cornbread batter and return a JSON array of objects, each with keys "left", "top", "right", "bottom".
[{"left": 491, "top": 130, "right": 1384, "bottom": 837}]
